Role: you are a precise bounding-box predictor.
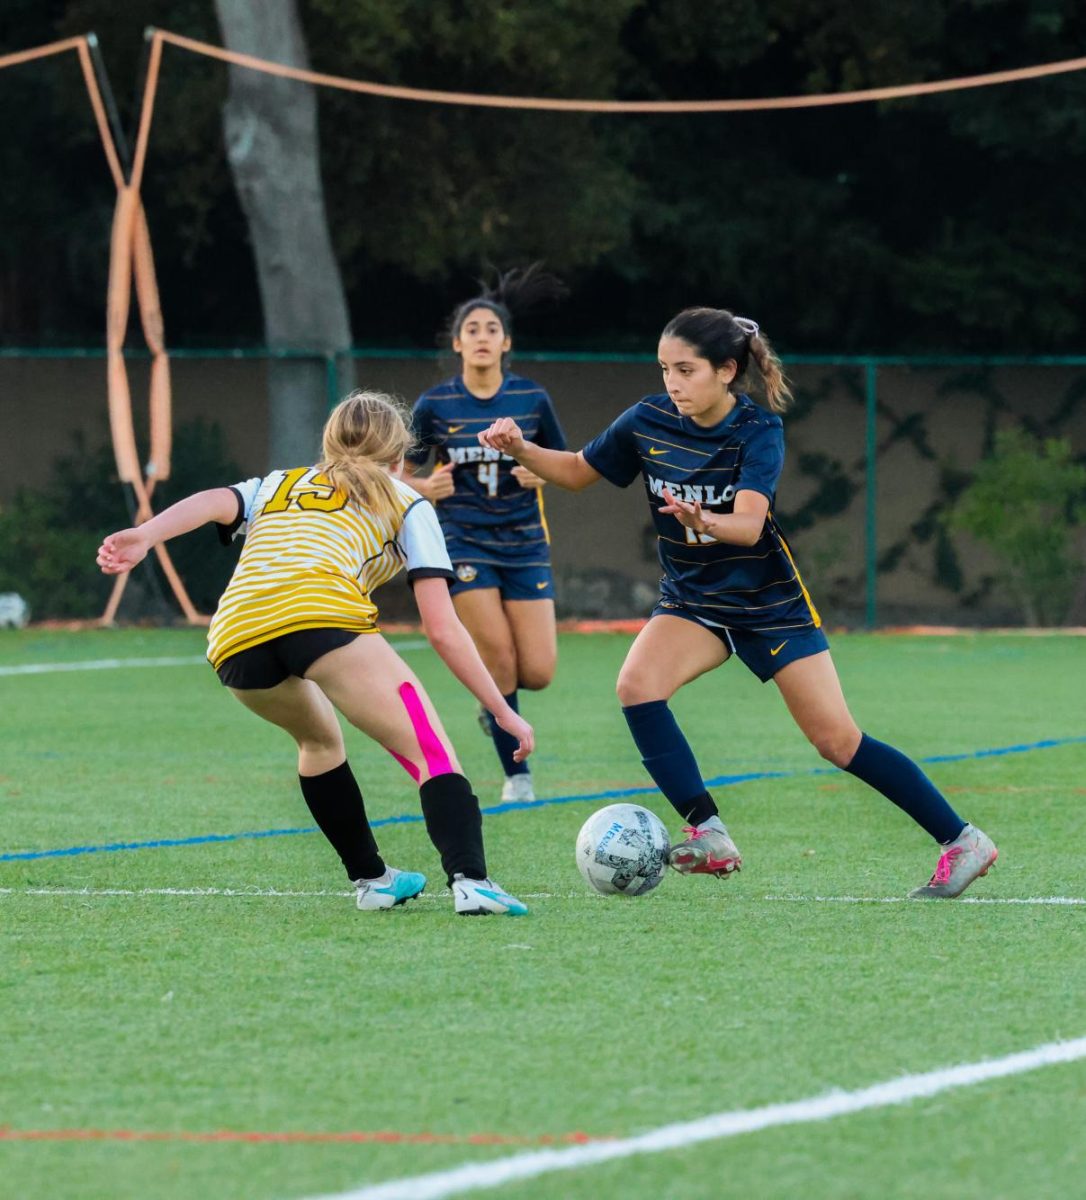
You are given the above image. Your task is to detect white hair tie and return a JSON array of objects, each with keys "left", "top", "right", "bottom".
[{"left": 733, "top": 316, "right": 760, "bottom": 337}]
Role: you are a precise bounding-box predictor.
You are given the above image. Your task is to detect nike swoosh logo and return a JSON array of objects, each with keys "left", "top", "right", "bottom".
[
  {"left": 536, "top": 581, "right": 548, "bottom": 590},
  {"left": 648, "top": 447, "right": 668, "bottom": 456},
  {"left": 769, "top": 642, "right": 787, "bottom": 656},
  {"left": 447, "top": 424, "right": 465, "bottom": 434}
]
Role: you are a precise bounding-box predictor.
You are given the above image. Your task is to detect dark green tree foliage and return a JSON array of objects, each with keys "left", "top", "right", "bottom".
[
  {"left": 1, "top": 0, "right": 1084, "bottom": 350},
  {"left": 0, "top": 421, "right": 243, "bottom": 619}
]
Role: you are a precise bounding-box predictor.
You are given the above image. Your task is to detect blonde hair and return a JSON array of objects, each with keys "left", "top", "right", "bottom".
[{"left": 318, "top": 390, "right": 415, "bottom": 527}]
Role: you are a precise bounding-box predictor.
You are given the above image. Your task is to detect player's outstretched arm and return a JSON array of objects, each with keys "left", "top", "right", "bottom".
[
  {"left": 659, "top": 486, "right": 769, "bottom": 547},
  {"left": 412, "top": 577, "right": 534, "bottom": 762},
  {"left": 97, "top": 488, "right": 240, "bottom": 575},
  {"left": 479, "top": 418, "right": 601, "bottom": 492}
]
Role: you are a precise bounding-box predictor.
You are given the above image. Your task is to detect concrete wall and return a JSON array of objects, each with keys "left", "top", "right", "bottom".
[{"left": 2, "top": 354, "right": 1083, "bottom": 625}]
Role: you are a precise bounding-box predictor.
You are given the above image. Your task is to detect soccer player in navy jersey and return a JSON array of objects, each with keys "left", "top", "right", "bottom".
[
  {"left": 404, "top": 267, "right": 567, "bottom": 805},
  {"left": 479, "top": 307, "right": 999, "bottom": 900}
]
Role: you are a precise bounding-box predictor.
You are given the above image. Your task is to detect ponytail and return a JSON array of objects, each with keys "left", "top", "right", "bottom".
[
  {"left": 748, "top": 332, "right": 793, "bottom": 413},
  {"left": 319, "top": 390, "right": 415, "bottom": 529},
  {"left": 444, "top": 261, "right": 567, "bottom": 348}
]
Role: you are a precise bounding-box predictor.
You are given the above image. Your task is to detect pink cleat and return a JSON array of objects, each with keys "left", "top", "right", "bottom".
[
  {"left": 908, "top": 824, "right": 998, "bottom": 899},
  {"left": 668, "top": 825, "right": 742, "bottom": 878}
]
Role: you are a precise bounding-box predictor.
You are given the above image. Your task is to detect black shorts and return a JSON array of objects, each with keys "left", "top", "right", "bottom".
[{"left": 216, "top": 628, "right": 360, "bottom": 690}]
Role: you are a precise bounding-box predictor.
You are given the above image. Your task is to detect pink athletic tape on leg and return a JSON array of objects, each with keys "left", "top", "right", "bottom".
[
  {"left": 398, "top": 681, "right": 455, "bottom": 778},
  {"left": 387, "top": 748, "right": 420, "bottom": 781}
]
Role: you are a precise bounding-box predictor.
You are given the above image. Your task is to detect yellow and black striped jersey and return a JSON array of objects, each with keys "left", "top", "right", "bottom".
[{"left": 206, "top": 468, "right": 453, "bottom": 669}]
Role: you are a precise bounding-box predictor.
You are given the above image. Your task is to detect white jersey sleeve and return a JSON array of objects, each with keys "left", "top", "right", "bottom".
[
  {"left": 396, "top": 498, "right": 455, "bottom": 584},
  {"left": 217, "top": 476, "right": 265, "bottom": 543}
]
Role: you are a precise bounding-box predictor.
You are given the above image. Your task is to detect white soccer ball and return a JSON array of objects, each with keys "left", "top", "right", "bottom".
[
  {"left": 0, "top": 593, "right": 29, "bottom": 629},
  {"left": 575, "top": 803, "right": 671, "bottom": 896}
]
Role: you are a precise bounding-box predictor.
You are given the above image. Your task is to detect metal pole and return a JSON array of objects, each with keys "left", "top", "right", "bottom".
[
  {"left": 864, "top": 361, "right": 878, "bottom": 629},
  {"left": 325, "top": 353, "right": 340, "bottom": 410}
]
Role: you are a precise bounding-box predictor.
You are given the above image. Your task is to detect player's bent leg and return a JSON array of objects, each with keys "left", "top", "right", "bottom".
[
  {"left": 771, "top": 651, "right": 862, "bottom": 768},
  {"left": 229, "top": 676, "right": 345, "bottom": 775},
  {"left": 613, "top": 616, "right": 741, "bottom": 876},
  {"left": 452, "top": 588, "right": 518, "bottom": 693},
  {"left": 503, "top": 598, "right": 557, "bottom": 691},
  {"left": 303, "top": 634, "right": 462, "bottom": 783},
  {"left": 229, "top": 678, "right": 415, "bottom": 901},
  {"left": 616, "top": 614, "right": 729, "bottom": 706},
  {"left": 454, "top": 588, "right": 533, "bottom": 797}
]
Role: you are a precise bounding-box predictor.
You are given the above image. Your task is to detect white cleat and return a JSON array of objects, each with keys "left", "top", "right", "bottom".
[
  {"left": 353, "top": 867, "right": 427, "bottom": 911},
  {"left": 500, "top": 773, "right": 535, "bottom": 804},
  {"left": 452, "top": 874, "right": 529, "bottom": 916}
]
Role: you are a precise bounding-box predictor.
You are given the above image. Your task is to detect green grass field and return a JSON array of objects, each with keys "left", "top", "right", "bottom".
[{"left": 2, "top": 628, "right": 1084, "bottom": 1200}]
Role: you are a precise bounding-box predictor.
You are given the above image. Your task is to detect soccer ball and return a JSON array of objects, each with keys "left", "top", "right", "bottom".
[
  {"left": 0, "top": 593, "right": 29, "bottom": 629},
  {"left": 575, "top": 803, "right": 671, "bottom": 896}
]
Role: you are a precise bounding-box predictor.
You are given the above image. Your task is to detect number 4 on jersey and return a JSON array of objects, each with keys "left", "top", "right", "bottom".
[{"left": 477, "top": 461, "right": 499, "bottom": 497}]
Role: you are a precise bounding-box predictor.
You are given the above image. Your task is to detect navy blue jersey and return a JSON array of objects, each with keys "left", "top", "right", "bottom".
[
  {"left": 407, "top": 373, "right": 566, "bottom": 563},
  {"left": 582, "top": 393, "right": 821, "bottom": 634}
]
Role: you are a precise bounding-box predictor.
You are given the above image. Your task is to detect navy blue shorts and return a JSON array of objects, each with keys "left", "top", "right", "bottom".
[
  {"left": 216, "top": 628, "right": 360, "bottom": 690},
  {"left": 449, "top": 560, "right": 555, "bottom": 601},
  {"left": 650, "top": 599, "right": 829, "bottom": 683}
]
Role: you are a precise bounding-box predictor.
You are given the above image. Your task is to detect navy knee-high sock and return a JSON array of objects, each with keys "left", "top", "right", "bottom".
[
  {"left": 299, "top": 760, "right": 385, "bottom": 881},
  {"left": 490, "top": 690, "right": 528, "bottom": 777},
  {"left": 622, "top": 700, "right": 718, "bottom": 825},
  {"left": 845, "top": 733, "right": 966, "bottom": 843}
]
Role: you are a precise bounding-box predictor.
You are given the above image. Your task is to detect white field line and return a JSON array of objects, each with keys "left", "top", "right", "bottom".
[
  {"left": 0, "top": 887, "right": 1082, "bottom": 906},
  {"left": 0, "top": 641, "right": 428, "bottom": 678},
  {"left": 300, "top": 1035, "right": 1086, "bottom": 1200}
]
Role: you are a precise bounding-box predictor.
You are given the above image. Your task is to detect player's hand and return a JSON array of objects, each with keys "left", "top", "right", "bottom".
[
  {"left": 97, "top": 528, "right": 151, "bottom": 574},
  {"left": 421, "top": 462, "right": 456, "bottom": 501},
  {"left": 659, "top": 486, "right": 712, "bottom": 536},
  {"left": 478, "top": 418, "right": 526, "bottom": 456},
  {"left": 511, "top": 465, "right": 545, "bottom": 490},
  {"left": 493, "top": 709, "right": 534, "bottom": 763}
]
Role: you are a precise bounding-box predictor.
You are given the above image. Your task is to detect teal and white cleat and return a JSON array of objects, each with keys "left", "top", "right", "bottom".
[
  {"left": 908, "top": 824, "right": 998, "bottom": 899},
  {"left": 353, "top": 867, "right": 427, "bottom": 911},
  {"left": 452, "top": 874, "right": 529, "bottom": 916}
]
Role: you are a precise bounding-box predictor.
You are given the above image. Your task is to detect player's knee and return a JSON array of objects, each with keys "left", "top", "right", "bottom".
[
  {"left": 810, "top": 726, "right": 860, "bottom": 768},
  {"left": 518, "top": 662, "right": 555, "bottom": 691},
  {"left": 296, "top": 727, "right": 346, "bottom": 772},
  {"left": 616, "top": 667, "right": 659, "bottom": 707},
  {"left": 485, "top": 649, "right": 518, "bottom": 692}
]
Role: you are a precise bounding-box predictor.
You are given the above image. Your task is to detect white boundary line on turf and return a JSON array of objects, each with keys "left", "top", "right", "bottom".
[
  {"left": 1, "top": 887, "right": 1082, "bottom": 906},
  {"left": 0, "top": 641, "right": 428, "bottom": 678},
  {"left": 300, "top": 1035, "right": 1086, "bottom": 1200}
]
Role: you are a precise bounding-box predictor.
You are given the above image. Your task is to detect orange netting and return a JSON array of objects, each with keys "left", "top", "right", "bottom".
[
  {"left": 1, "top": 36, "right": 198, "bottom": 624},
  {"left": 153, "top": 28, "right": 1086, "bottom": 112}
]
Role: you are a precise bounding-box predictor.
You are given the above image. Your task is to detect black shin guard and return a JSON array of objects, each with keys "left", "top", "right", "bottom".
[
  {"left": 419, "top": 772, "right": 487, "bottom": 885},
  {"left": 299, "top": 761, "right": 385, "bottom": 881}
]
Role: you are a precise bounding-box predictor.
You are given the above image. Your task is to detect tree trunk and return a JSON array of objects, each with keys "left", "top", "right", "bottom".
[{"left": 213, "top": 0, "right": 353, "bottom": 468}]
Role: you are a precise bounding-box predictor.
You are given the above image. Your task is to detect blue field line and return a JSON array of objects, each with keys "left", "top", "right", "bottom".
[{"left": 3, "top": 735, "right": 1084, "bottom": 864}]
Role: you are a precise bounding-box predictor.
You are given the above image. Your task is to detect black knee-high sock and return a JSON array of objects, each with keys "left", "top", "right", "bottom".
[
  {"left": 299, "top": 760, "right": 385, "bottom": 881},
  {"left": 419, "top": 772, "right": 487, "bottom": 885}
]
